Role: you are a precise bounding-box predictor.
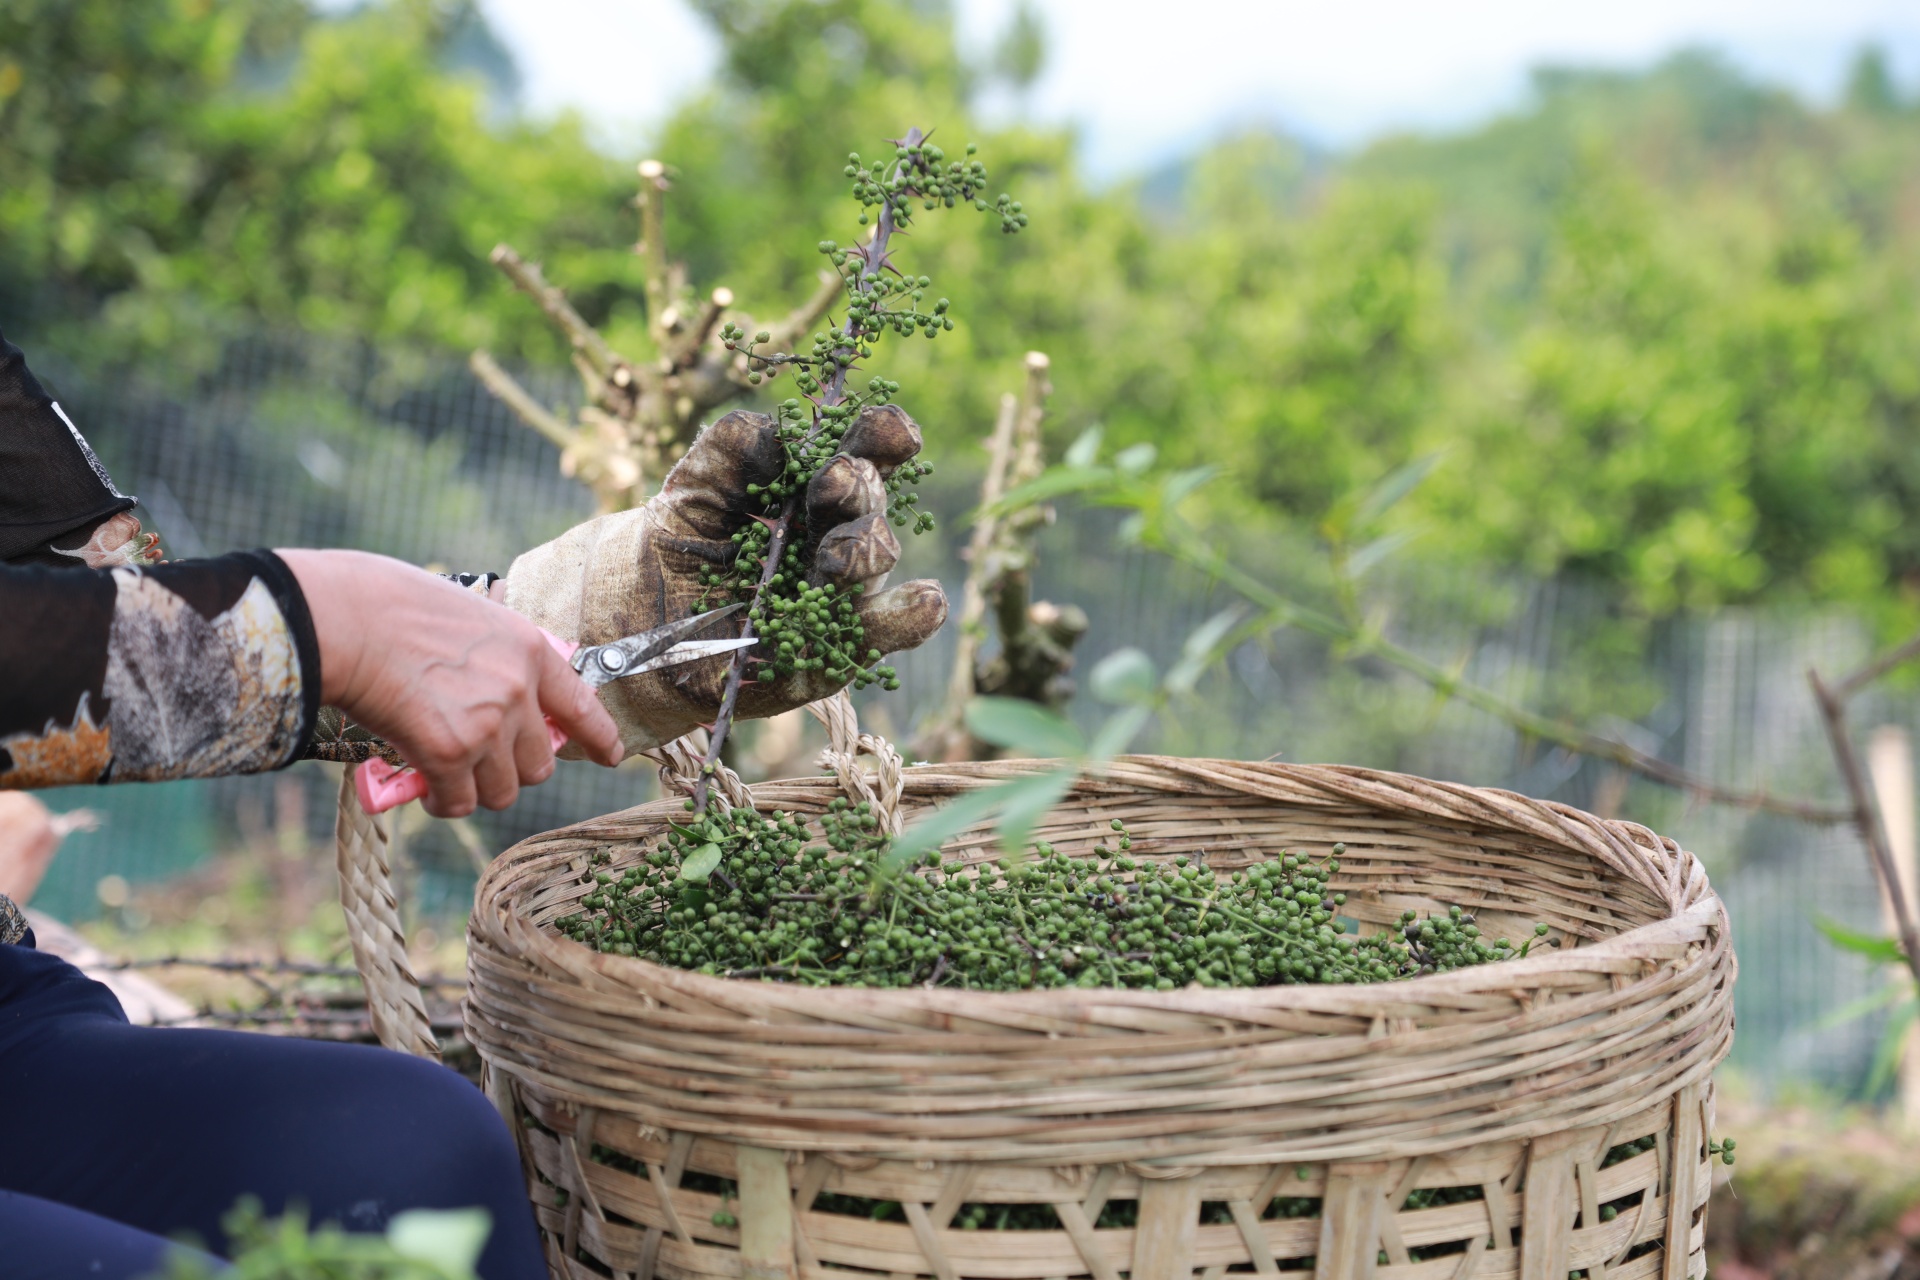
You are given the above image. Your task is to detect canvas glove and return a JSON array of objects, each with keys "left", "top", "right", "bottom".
[{"left": 505, "top": 406, "right": 947, "bottom": 754}]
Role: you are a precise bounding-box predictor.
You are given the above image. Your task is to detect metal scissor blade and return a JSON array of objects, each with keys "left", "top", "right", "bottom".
[
  {"left": 572, "top": 603, "right": 747, "bottom": 686},
  {"left": 628, "top": 635, "right": 758, "bottom": 676}
]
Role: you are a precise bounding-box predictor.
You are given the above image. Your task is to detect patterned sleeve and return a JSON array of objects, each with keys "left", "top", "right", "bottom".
[{"left": 0, "top": 551, "right": 320, "bottom": 788}]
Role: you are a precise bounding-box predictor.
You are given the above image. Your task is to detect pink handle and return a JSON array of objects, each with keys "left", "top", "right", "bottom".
[
  {"left": 354, "top": 755, "right": 428, "bottom": 813},
  {"left": 352, "top": 628, "right": 581, "bottom": 814}
]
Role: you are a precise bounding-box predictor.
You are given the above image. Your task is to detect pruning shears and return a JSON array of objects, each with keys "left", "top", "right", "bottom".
[{"left": 353, "top": 604, "right": 755, "bottom": 814}]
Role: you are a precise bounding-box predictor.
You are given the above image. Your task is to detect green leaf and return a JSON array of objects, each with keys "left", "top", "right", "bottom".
[
  {"left": 993, "top": 767, "right": 1078, "bottom": 855},
  {"left": 1089, "top": 648, "right": 1158, "bottom": 706},
  {"left": 1064, "top": 425, "right": 1103, "bottom": 468},
  {"left": 1352, "top": 452, "right": 1444, "bottom": 530},
  {"left": 884, "top": 767, "right": 1077, "bottom": 868},
  {"left": 1161, "top": 465, "right": 1218, "bottom": 507},
  {"left": 1113, "top": 442, "right": 1157, "bottom": 475},
  {"left": 965, "top": 697, "right": 1087, "bottom": 757},
  {"left": 387, "top": 1208, "right": 491, "bottom": 1277},
  {"left": 1817, "top": 979, "right": 1914, "bottom": 1031},
  {"left": 1344, "top": 529, "right": 1417, "bottom": 580},
  {"left": 981, "top": 465, "right": 1111, "bottom": 518},
  {"left": 678, "top": 843, "right": 723, "bottom": 882},
  {"left": 1088, "top": 705, "right": 1152, "bottom": 760},
  {"left": 1815, "top": 915, "right": 1908, "bottom": 964},
  {"left": 1166, "top": 607, "right": 1245, "bottom": 696},
  {"left": 1867, "top": 997, "right": 1920, "bottom": 1098}
]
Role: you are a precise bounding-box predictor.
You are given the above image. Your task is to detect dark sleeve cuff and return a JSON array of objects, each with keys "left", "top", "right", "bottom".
[{"left": 238, "top": 550, "right": 323, "bottom": 769}]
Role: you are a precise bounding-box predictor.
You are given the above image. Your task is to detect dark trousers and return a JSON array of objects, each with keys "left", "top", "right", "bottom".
[{"left": 0, "top": 934, "right": 546, "bottom": 1280}]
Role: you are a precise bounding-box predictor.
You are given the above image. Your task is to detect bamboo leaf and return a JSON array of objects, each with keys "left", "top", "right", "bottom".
[
  {"left": 1089, "top": 647, "right": 1158, "bottom": 706},
  {"left": 1815, "top": 915, "right": 1908, "bottom": 964},
  {"left": 1352, "top": 452, "right": 1444, "bottom": 530},
  {"left": 1064, "top": 425, "right": 1103, "bottom": 467},
  {"left": 1088, "top": 705, "right": 1152, "bottom": 760},
  {"left": 981, "top": 465, "right": 1111, "bottom": 518},
  {"left": 1166, "top": 607, "right": 1245, "bottom": 696},
  {"left": 965, "top": 697, "right": 1087, "bottom": 757},
  {"left": 1867, "top": 997, "right": 1920, "bottom": 1098},
  {"left": 994, "top": 768, "right": 1079, "bottom": 854},
  {"left": 1161, "top": 465, "right": 1218, "bottom": 507},
  {"left": 884, "top": 767, "right": 1077, "bottom": 868},
  {"left": 388, "top": 1208, "right": 491, "bottom": 1277},
  {"left": 1817, "top": 980, "right": 1914, "bottom": 1030},
  {"left": 1345, "top": 529, "right": 1417, "bottom": 580}
]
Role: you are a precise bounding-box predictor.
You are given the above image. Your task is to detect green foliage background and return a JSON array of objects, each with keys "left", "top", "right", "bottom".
[{"left": 7, "top": 0, "right": 1920, "bottom": 628}]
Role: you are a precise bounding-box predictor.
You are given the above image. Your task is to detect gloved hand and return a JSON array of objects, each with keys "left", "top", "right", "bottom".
[{"left": 505, "top": 405, "right": 948, "bottom": 753}]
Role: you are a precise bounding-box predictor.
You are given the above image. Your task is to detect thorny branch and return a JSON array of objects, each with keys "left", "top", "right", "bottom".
[{"left": 692, "top": 128, "right": 932, "bottom": 810}]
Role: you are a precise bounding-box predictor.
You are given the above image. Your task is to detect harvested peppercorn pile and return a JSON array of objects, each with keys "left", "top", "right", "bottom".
[{"left": 554, "top": 803, "right": 1549, "bottom": 989}]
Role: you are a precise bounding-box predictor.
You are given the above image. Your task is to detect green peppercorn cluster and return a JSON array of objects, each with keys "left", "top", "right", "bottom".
[
  {"left": 554, "top": 813, "right": 1547, "bottom": 990},
  {"left": 843, "top": 140, "right": 1024, "bottom": 232},
  {"left": 700, "top": 135, "right": 1019, "bottom": 696},
  {"left": 694, "top": 396, "right": 912, "bottom": 691}
]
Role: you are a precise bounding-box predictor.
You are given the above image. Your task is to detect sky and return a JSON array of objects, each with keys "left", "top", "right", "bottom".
[{"left": 474, "top": 0, "right": 1920, "bottom": 175}]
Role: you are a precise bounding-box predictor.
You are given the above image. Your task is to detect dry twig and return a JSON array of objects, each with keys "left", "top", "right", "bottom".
[
  {"left": 1810, "top": 635, "right": 1920, "bottom": 989},
  {"left": 914, "top": 352, "right": 1086, "bottom": 761},
  {"left": 472, "top": 163, "right": 840, "bottom": 511}
]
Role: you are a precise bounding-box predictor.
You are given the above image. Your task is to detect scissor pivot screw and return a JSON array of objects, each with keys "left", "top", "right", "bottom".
[{"left": 598, "top": 649, "right": 628, "bottom": 674}]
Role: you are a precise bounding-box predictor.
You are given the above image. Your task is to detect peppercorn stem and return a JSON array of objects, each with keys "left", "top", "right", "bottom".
[{"left": 692, "top": 130, "right": 928, "bottom": 813}]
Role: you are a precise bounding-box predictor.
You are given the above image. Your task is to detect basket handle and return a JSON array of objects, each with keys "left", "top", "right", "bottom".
[
  {"left": 637, "top": 688, "right": 903, "bottom": 835},
  {"left": 805, "top": 688, "right": 906, "bottom": 837},
  {"left": 334, "top": 769, "right": 441, "bottom": 1059}
]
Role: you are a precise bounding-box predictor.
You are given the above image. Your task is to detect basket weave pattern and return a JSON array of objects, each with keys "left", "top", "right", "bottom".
[{"left": 465, "top": 757, "right": 1734, "bottom": 1280}]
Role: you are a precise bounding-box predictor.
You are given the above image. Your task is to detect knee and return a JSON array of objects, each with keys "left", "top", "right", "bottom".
[{"left": 357, "top": 1055, "right": 525, "bottom": 1208}]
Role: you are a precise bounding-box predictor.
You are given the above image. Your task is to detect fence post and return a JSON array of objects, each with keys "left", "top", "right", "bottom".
[{"left": 1868, "top": 725, "right": 1920, "bottom": 1129}]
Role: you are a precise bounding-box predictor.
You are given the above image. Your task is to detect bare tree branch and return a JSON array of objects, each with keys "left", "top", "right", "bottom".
[
  {"left": 469, "top": 350, "right": 573, "bottom": 451},
  {"left": 915, "top": 352, "right": 1084, "bottom": 762},
  {"left": 1838, "top": 632, "right": 1920, "bottom": 701},
  {"left": 1812, "top": 666, "right": 1920, "bottom": 989},
  {"left": 636, "top": 159, "right": 670, "bottom": 328},
  {"left": 488, "top": 244, "right": 617, "bottom": 376}
]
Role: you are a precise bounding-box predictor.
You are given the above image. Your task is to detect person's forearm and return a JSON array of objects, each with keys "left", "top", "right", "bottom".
[{"left": 0, "top": 553, "right": 318, "bottom": 789}]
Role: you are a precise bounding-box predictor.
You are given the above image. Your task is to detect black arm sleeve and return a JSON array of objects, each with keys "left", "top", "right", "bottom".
[
  {"left": 0, "top": 327, "right": 136, "bottom": 562},
  {"left": 0, "top": 551, "right": 321, "bottom": 787}
]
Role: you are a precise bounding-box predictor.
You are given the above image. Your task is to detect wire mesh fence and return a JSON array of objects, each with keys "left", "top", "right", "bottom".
[{"left": 20, "top": 328, "right": 1916, "bottom": 1097}]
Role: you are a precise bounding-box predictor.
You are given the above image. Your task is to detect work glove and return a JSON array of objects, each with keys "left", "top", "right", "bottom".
[{"left": 505, "top": 405, "right": 947, "bottom": 753}]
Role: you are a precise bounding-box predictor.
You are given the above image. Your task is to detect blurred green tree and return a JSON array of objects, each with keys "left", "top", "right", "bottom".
[
  {"left": 0, "top": 0, "right": 632, "bottom": 364},
  {"left": 8, "top": 0, "right": 1920, "bottom": 624}
]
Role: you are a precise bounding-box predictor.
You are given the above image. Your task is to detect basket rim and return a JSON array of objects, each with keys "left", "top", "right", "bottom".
[{"left": 470, "top": 754, "right": 1727, "bottom": 1014}]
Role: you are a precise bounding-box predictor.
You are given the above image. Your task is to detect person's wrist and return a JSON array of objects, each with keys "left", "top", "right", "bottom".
[{"left": 277, "top": 548, "right": 378, "bottom": 707}]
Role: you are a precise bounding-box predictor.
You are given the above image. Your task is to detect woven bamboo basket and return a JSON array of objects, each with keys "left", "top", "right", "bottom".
[{"left": 460, "top": 728, "right": 1735, "bottom": 1280}]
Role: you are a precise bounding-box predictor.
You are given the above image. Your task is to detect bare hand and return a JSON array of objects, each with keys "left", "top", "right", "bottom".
[
  {"left": 0, "top": 793, "right": 61, "bottom": 905},
  {"left": 280, "top": 550, "right": 623, "bottom": 818}
]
